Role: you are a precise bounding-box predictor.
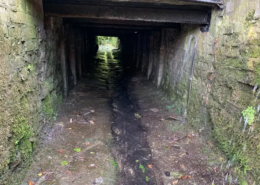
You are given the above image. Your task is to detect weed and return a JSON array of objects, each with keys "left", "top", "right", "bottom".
[
  {"left": 74, "top": 148, "right": 81, "bottom": 152},
  {"left": 110, "top": 160, "right": 118, "bottom": 167},
  {"left": 146, "top": 176, "right": 149, "bottom": 182},
  {"left": 177, "top": 107, "right": 182, "bottom": 114},
  {"left": 139, "top": 164, "right": 145, "bottom": 173},
  {"left": 61, "top": 161, "right": 69, "bottom": 165},
  {"left": 242, "top": 106, "right": 256, "bottom": 125},
  {"left": 27, "top": 65, "right": 32, "bottom": 72}
]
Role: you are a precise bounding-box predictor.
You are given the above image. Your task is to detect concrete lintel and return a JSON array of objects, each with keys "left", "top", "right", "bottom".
[{"left": 44, "top": 4, "right": 210, "bottom": 24}]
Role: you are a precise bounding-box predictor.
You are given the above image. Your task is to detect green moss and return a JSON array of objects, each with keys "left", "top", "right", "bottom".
[
  {"left": 248, "top": 47, "right": 260, "bottom": 58},
  {"left": 244, "top": 10, "right": 255, "bottom": 28},
  {"left": 253, "top": 62, "right": 260, "bottom": 84},
  {"left": 225, "top": 58, "right": 246, "bottom": 69},
  {"left": 211, "top": 112, "right": 260, "bottom": 183},
  {"left": 19, "top": 138, "right": 33, "bottom": 159},
  {"left": 42, "top": 93, "right": 62, "bottom": 120},
  {"left": 42, "top": 94, "right": 54, "bottom": 118},
  {"left": 245, "top": 10, "right": 255, "bottom": 22},
  {"left": 12, "top": 117, "right": 32, "bottom": 146}
]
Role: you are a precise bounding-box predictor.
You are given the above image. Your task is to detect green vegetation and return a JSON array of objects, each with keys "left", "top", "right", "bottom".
[
  {"left": 74, "top": 148, "right": 81, "bottom": 152},
  {"left": 27, "top": 64, "right": 33, "bottom": 72},
  {"left": 42, "top": 94, "right": 62, "bottom": 120},
  {"left": 139, "top": 164, "right": 145, "bottom": 173},
  {"left": 61, "top": 161, "right": 69, "bottom": 166},
  {"left": 96, "top": 36, "right": 119, "bottom": 47},
  {"left": 12, "top": 117, "right": 33, "bottom": 159},
  {"left": 110, "top": 159, "right": 118, "bottom": 167},
  {"left": 242, "top": 106, "right": 256, "bottom": 125}
]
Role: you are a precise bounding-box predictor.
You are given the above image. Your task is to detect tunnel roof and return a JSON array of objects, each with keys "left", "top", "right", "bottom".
[{"left": 43, "top": 0, "right": 222, "bottom": 35}]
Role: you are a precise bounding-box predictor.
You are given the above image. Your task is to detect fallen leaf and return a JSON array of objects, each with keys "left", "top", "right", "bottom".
[
  {"left": 180, "top": 164, "right": 186, "bottom": 170},
  {"left": 58, "top": 149, "right": 65, "bottom": 154},
  {"left": 74, "top": 156, "right": 84, "bottom": 161},
  {"left": 29, "top": 181, "right": 34, "bottom": 185},
  {"left": 64, "top": 170, "right": 72, "bottom": 175},
  {"left": 38, "top": 173, "right": 42, "bottom": 177},
  {"left": 86, "top": 142, "right": 90, "bottom": 146},
  {"left": 90, "top": 110, "right": 95, "bottom": 113},
  {"left": 70, "top": 118, "right": 72, "bottom": 123},
  {"left": 180, "top": 175, "right": 193, "bottom": 180},
  {"left": 172, "top": 180, "right": 178, "bottom": 185},
  {"left": 89, "top": 120, "right": 95, "bottom": 125},
  {"left": 69, "top": 128, "right": 72, "bottom": 130},
  {"left": 89, "top": 164, "right": 95, "bottom": 168},
  {"left": 148, "top": 164, "right": 152, "bottom": 169},
  {"left": 134, "top": 113, "right": 141, "bottom": 118},
  {"left": 165, "top": 116, "right": 180, "bottom": 121}
]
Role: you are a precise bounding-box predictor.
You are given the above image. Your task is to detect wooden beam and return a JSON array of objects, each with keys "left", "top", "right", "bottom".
[
  {"left": 43, "top": 0, "right": 223, "bottom": 8},
  {"left": 64, "top": 18, "right": 180, "bottom": 29},
  {"left": 44, "top": 4, "right": 210, "bottom": 24}
]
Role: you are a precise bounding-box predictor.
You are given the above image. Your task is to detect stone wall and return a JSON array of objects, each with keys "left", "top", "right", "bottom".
[
  {"left": 0, "top": 0, "right": 63, "bottom": 184},
  {"left": 147, "top": 0, "right": 260, "bottom": 183}
]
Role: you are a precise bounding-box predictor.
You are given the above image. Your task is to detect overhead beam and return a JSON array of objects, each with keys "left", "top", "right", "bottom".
[
  {"left": 43, "top": 0, "right": 223, "bottom": 8},
  {"left": 64, "top": 18, "right": 180, "bottom": 28},
  {"left": 44, "top": 4, "right": 210, "bottom": 24},
  {"left": 65, "top": 18, "right": 181, "bottom": 30}
]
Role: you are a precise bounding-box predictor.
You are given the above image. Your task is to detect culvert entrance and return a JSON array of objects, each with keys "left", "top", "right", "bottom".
[{"left": 19, "top": 0, "right": 229, "bottom": 184}]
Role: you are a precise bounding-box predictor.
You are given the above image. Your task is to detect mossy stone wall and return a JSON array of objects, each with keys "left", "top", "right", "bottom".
[
  {"left": 0, "top": 1, "right": 63, "bottom": 184},
  {"left": 152, "top": 0, "right": 260, "bottom": 183}
]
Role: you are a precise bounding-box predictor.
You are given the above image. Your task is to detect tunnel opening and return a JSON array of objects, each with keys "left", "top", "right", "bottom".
[
  {"left": 26, "top": 1, "right": 221, "bottom": 184},
  {"left": 4, "top": 0, "right": 249, "bottom": 184}
]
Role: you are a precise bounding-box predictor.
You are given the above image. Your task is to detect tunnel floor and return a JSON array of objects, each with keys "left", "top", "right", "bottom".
[{"left": 22, "top": 47, "right": 227, "bottom": 185}]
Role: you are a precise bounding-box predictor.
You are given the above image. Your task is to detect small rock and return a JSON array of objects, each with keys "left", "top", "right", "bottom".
[
  {"left": 165, "top": 171, "right": 170, "bottom": 177},
  {"left": 93, "top": 177, "right": 103, "bottom": 184},
  {"left": 150, "top": 108, "right": 159, "bottom": 112}
]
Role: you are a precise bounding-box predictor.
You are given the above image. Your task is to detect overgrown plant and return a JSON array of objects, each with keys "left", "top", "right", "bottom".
[{"left": 242, "top": 106, "right": 256, "bottom": 125}]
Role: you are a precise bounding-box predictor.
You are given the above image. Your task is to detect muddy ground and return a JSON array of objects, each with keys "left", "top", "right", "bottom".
[{"left": 22, "top": 47, "right": 234, "bottom": 185}]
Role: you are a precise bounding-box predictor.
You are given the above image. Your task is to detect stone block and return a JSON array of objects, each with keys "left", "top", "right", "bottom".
[
  {"left": 254, "top": 0, "right": 260, "bottom": 19},
  {"left": 223, "top": 25, "right": 233, "bottom": 35},
  {"left": 10, "top": 11, "right": 35, "bottom": 26},
  {"left": 24, "top": 39, "right": 38, "bottom": 51},
  {"left": 232, "top": 22, "right": 243, "bottom": 33},
  {"left": 0, "top": 7, "right": 10, "bottom": 23},
  {"left": 21, "top": 26, "right": 37, "bottom": 41}
]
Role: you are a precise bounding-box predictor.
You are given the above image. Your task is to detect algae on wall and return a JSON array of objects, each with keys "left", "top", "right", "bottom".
[
  {"left": 148, "top": 0, "right": 260, "bottom": 183},
  {"left": 0, "top": 0, "right": 63, "bottom": 184},
  {"left": 159, "top": 0, "right": 260, "bottom": 183}
]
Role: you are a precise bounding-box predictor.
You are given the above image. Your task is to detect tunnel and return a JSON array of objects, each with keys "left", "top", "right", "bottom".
[
  {"left": 43, "top": 0, "right": 220, "bottom": 96},
  {"left": 3, "top": 0, "right": 260, "bottom": 185}
]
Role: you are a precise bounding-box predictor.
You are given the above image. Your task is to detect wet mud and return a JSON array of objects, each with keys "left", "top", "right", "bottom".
[{"left": 22, "top": 46, "right": 228, "bottom": 185}]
